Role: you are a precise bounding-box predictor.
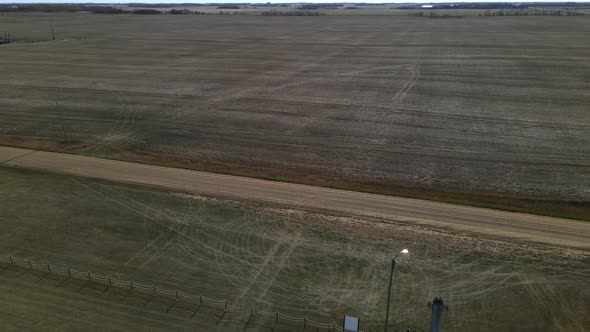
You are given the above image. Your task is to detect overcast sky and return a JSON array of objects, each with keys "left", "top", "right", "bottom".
[{"left": 0, "top": 0, "right": 583, "bottom": 3}]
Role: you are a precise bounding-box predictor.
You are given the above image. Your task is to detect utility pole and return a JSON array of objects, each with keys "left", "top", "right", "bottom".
[
  {"left": 384, "top": 249, "right": 409, "bottom": 332},
  {"left": 383, "top": 258, "right": 396, "bottom": 332},
  {"left": 427, "top": 297, "right": 448, "bottom": 332}
]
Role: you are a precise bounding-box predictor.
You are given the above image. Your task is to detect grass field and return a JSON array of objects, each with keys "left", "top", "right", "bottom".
[
  {"left": 0, "top": 13, "right": 589, "bottom": 217},
  {"left": 0, "top": 166, "right": 588, "bottom": 331}
]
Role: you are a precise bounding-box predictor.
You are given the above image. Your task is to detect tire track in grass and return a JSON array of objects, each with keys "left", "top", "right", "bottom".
[
  {"left": 71, "top": 179, "right": 252, "bottom": 303},
  {"left": 118, "top": 193, "right": 226, "bottom": 269},
  {"left": 212, "top": 217, "right": 290, "bottom": 329},
  {"left": 122, "top": 193, "right": 196, "bottom": 266},
  {"left": 251, "top": 230, "right": 302, "bottom": 305},
  {"left": 208, "top": 197, "right": 311, "bottom": 309},
  {"left": 536, "top": 275, "right": 587, "bottom": 331},
  {"left": 70, "top": 179, "right": 231, "bottom": 268},
  {"left": 75, "top": 181, "right": 194, "bottom": 266},
  {"left": 520, "top": 273, "right": 588, "bottom": 332}
]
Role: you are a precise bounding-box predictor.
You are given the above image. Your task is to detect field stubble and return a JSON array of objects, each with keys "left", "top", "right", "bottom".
[{"left": 0, "top": 14, "right": 589, "bottom": 215}]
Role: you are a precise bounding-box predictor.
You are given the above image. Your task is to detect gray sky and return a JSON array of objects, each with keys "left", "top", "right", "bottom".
[{"left": 0, "top": 0, "right": 581, "bottom": 3}]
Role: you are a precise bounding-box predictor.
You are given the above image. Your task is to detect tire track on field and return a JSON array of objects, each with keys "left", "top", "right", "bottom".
[
  {"left": 90, "top": 81, "right": 140, "bottom": 149},
  {"left": 70, "top": 180, "right": 233, "bottom": 268},
  {"left": 390, "top": 64, "right": 421, "bottom": 105},
  {"left": 184, "top": 33, "right": 379, "bottom": 141}
]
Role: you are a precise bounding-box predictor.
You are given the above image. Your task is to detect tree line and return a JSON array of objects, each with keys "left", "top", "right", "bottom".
[
  {"left": 0, "top": 4, "right": 211, "bottom": 15},
  {"left": 410, "top": 8, "right": 586, "bottom": 18},
  {"left": 261, "top": 10, "right": 326, "bottom": 16}
]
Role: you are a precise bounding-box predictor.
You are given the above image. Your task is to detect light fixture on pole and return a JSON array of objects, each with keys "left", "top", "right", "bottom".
[{"left": 384, "top": 249, "right": 409, "bottom": 332}]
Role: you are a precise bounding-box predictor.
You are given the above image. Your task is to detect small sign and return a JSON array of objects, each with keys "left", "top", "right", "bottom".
[{"left": 343, "top": 315, "right": 360, "bottom": 332}]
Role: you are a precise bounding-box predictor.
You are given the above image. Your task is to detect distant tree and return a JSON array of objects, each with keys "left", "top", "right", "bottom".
[
  {"left": 131, "top": 9, "right": 161, "bottom": 15},
  {"left": 91, "top": 6, "right": 126, "bottom": 14},
  {"left": 299, "top": 4, "right": 339, "bottom": 10},
  {"left": 261, "top": 10, "right": 326, "bottom": 16},
  {"left": 170, "top": 9, "right": 193, "bottom": 15}
]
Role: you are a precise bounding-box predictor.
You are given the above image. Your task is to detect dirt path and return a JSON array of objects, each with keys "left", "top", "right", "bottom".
[{"left": 1, "top": 146, "right": 589, "bottom": 248}]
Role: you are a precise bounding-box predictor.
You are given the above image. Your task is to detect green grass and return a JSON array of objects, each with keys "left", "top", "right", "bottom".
[{"left": 0, "top": 166, "right": 588, "bottom": 331}]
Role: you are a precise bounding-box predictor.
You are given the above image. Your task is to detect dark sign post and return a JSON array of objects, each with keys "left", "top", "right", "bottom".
[
  {"left": 383, "top": 258, "right": 396, "bottom": 332},
  {"left": 383, "top": 249, "right": 409, "bottom": 332},
  {"left": 427, "top": 296, "right": 448, "bottom": 332}
]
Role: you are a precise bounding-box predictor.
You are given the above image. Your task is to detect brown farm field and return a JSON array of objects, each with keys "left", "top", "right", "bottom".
[
  {"left": 0, "top": 166, "right": 588, "bottom": 331},
  {"left": 1, "top": 13, "right": 590, "bottom": 216}
]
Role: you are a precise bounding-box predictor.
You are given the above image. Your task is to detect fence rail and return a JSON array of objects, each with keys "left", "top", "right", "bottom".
[
  {"left": 245, "top": 306, "right": 361, "bottom": 331},
  {"left": 3, "top": 255, "right": 364, "bottom": 331},
  {"left": 3, "top": 255, "right": 228, "bottom": 311}
]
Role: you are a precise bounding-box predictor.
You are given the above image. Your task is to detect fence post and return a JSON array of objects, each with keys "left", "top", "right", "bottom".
[
  {"left": 244, "top": 307, "right": 253, "bottom": 329},
  {"left": 225, "top": 301, "right": 228, "bottom": 311},
  {"left": 88, "top": 272, "right": 92, "bottom": 282},
  {"left": 47, "top": 264, "right": 51, "bottom": 274},
  {"left": 303, "top": 318, "right": 307, "bottom": 331},
  {"left": 9, "top": 256, "right": 13, "bottom": 265},
  {"left": 200, "top": 295, "right": 203, "bottom": 305},
  {"left": 28, "top": 260, "right": 32, "bottom": 270},
  {"left": 333, "top": 323, "right": 336, "bottom": 332},
  {"left": 176, "top": 290, "right": 179, "bottom": 301},
  {"left": 67, "top": 267, "right": 71, "bottom": 279},
  {"left": 153, "top": 285, "right": 156, "bottom": 296},
  {"left": 130, "top": 280, "right": 134, "bottom": 292},
  {"left": 108, "top": 277, "right": 112, "bottom": 287}
]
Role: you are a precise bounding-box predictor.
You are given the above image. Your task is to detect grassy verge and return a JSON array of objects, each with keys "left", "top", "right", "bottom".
[
  {"left": 0, "top": 166, "right": 588, "bottom": 331},
  {"left": 1, "top": 136, "right": 589, "bottom": 221}
]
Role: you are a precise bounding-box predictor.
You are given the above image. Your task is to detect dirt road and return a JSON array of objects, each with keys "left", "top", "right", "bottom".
[
  {"left": 1, "top": 14, "right": 589, "bottom": 199},
  {"left": 1, "top": 146, "right": 588, "bottom": 248}
]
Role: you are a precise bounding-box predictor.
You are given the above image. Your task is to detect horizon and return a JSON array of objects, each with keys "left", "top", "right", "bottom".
[{"left": 2, "top": 0, "right": 590, "bottom": 4}]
